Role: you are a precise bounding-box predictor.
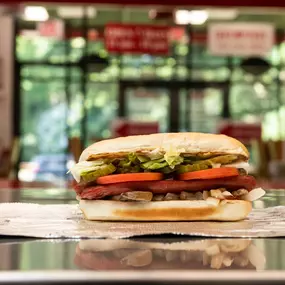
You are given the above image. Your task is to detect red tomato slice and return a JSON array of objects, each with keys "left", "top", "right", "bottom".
[
  {"left": 177, "top": 167, "right": 239, "bottom": 181},
  {"left": 96, "top": 173, "right": 163, "bottom": 185}
]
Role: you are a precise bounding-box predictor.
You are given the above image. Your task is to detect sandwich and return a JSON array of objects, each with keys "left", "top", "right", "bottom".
[
  {"left": 74, "top": 239, "right": 265, "bottom": 271},
  {"left": 70, "top": 132, "right": 265, "bottom": 221}
]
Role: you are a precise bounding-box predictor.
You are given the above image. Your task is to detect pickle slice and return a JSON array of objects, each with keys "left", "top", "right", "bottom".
[
  {"left": 209, "top": 155, "right": 238, "bottom": 164},
  {"left": 81, "top": 164, "right": 116, "bottom": 183}
]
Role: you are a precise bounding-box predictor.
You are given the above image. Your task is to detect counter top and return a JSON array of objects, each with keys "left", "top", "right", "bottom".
[{"left": 1, "top": 188, "right": 285, "bottom": 284}]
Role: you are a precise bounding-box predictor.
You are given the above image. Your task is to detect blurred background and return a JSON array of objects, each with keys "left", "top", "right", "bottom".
[{"left": 0, "top": 0, "right": 284, "bottom": 188}]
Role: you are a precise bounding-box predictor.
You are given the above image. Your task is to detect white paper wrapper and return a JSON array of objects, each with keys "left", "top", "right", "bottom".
[{"left": 1, "top": 203, "right": 285, "bottom": 238}]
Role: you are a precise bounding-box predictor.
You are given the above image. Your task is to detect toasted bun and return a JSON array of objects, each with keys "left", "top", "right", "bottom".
[
  {"left": 79, "top": 133, "right": 249, "bottom": 162},
  {"left": 78, "top": 239, "right": 251, "bottom": 253},
  {"left": 79, "top": 199, "right": 252, "bottom": 221}
]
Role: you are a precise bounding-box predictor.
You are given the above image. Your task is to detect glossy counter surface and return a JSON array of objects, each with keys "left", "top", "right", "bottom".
[{"left": 0, "top": 188, "right": 285, "bottom": 284}]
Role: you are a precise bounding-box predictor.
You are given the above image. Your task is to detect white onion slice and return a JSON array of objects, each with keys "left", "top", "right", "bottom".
[
  {"left": 211, "top": 163, "right": 221, "bottom": 168},
  {"left": 70, "top": 160, "right": 105, "bottom": 182},
  {"left": 224, "top": 161, "right": 250, "bottom": 173},
  {"left": 246, "top": 244, "right": 266, "bottom": 271},
  {"left": 242, "top": 188, "right": 266, "bottom": 202}
]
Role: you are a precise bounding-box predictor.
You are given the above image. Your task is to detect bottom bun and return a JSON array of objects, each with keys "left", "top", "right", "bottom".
[{"left": 79, "top": 199, "right": 252, "bottom": 221}]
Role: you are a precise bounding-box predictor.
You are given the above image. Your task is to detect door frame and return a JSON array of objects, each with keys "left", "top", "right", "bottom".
[{"left": 118, "top": 79, "right": 230, "bottom": 132}]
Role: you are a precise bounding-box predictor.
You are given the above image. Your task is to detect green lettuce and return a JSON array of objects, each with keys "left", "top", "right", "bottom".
[
  {"left": 141, "top": 157, "right": 168, "bottom": 170},
  {"left": 165, "top": 155, "right": 184, "bottom": 169}
]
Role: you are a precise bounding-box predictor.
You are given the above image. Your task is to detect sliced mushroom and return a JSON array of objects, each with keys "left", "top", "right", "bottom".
[
  {"left": 153, "top": 194, "right": 164, "bottom": 201},
  {"left": 113, "top": 249, "right": 132, "bottom": 259},
  {"left": 180, "top": 251, "right": 193, "bottom": 263},
  {"left": 203, "top": 252, "right": 210, "bottom": 266},
  {"left": 111, "top": 195, "right": 121, "bottom": 201},
  {"left": 120, "top": 249, "right": 153, "bottom": 267},
  {"left": 203, "top": 191, "right": 209, "bottom": 200},
  {"left": 154, "top": 249, "right": 165, "bottom": 258},
  {"left": 195, "top": 192, "right": 204, "bottom": 200},
  {"left": 220, "top": 241, "right": 249, "bottom": 253},
  {"left": 232, "top": 189, "right": 248, "bottom": 197},
  {"left": 180, "top": 191, "right": 196, "bottom": 200},
  {"left": 121, "top": 191, "right": 153, "bottom": 202},
  {"left": 164, "top": 193, "right": 179, "bottom": 201},
  {"left": 223, "top": 256, "right": 234, "bottom": 267},
  {"left": 165, "top": 250, "right": 179, "bottom": 262},
  {"left": 205, "top": 244, "right": 220, "bottom": 256},
  {"left": 210, "top": 189, "right": 224, "bottom": 199},
  {"left": 222, "top": 191, "right": 234, "bottom": 199},
  {"left": 210, "top": 253, "right": 225, "bottom": 270},
  {"left": 233, "top": 256, "right": 249, "bottom": 267}
]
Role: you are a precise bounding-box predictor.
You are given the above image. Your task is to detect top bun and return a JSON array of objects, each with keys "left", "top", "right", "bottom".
[{"left": 79, "top": 132, "right": 249, "bottom": 162}]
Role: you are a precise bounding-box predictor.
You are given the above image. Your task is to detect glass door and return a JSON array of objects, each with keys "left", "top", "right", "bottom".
[
  {"left": 187, "top": 88, "right": 225, "bottom": 134},
  {"left": 125, "top": 87, "right": 170, "bottom": 133}
]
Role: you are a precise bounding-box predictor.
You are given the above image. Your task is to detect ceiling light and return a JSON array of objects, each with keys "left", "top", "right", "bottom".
[
  {"left": 189, "top": 10, "right": 208, "bottom": 25},
  {"left": 175, "top": 10, "right": 190, "bottom": 25},
  {"left": 175, "top": 10, "right": 208, "bottom": 25},
  {"left": 57, "top": 6, "right": 96, "bottom": 18},
  {"left": 24, "top": 6, "right": 49, "bottom": 21}
]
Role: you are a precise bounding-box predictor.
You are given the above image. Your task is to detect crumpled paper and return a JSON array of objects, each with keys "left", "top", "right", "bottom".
[{"left": 1, "top": 203, "right": 285, "bottom": 238}]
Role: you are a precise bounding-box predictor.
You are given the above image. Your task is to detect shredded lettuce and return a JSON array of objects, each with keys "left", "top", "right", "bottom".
[
  {"left": 163, "top": 144, "right": 184, "bottom": 169},
  {"left": 146, "top": 148, "right": 164, "bottom": 160},
  {"left": 137, "top": 155, "right": 150, "bottom": 163},
  {"left": 127, "top": 153, "right": 138, "bottom": 164},
  {"left": 165, "top": 155, "right": 184, "bottom": 169},
  {"left": 141, "top": 157, "right": 168, "bottom": 170}
]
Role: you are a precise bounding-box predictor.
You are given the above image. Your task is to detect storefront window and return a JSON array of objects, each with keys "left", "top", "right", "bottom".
[{"left": 15, "top": 5, "right": 285, "bottom": 182}]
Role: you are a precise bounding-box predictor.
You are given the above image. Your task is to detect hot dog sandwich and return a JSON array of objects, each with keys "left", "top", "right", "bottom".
[{"left": 70, "top": 132, "right": 265, "bottom": 221}]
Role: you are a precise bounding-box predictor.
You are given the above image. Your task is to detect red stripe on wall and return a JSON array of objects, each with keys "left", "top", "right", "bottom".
[{"left": 3, "top": 0, "right": 285, "bottom": 7}]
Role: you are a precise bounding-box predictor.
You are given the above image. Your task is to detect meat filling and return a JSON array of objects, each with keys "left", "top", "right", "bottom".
[
  {"left": 108, "top": 188, "right": 249, "bottom": 202},
  {"left": 77, "top": 175, "right": 256, "bottom": 200}
]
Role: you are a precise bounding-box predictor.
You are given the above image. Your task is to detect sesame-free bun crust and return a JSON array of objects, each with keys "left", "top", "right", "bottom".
[
  {"left": 78, "top": 239, "right": 251, "bottom": 253},
  {"left": 79, "top": 133, "right": 249, "bottom": 162},
  {"left": 79, "top": 199, "right": 252, "bottom": 222}
]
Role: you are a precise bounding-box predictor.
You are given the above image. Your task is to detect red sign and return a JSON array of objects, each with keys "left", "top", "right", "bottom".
[
  {"left": 3, "top": 0, "right": 285, "bottom": 7},
  {"left": 37, "top": 20, "right": 64, "bottom": 39},
  {"left": 105, "top": 23, "right": 169, "bottom": 55},
  {"left": 111, "top": 119, "right": 159, "bottom": 137},
  {"left": 218, "top": 122, "right": 262, "bottom": 144}
]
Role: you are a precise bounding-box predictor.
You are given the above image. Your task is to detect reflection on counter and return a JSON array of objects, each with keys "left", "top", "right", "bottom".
[
  {"left": 74, "top": 239, "right": 265, "bottom": 271},
  {"left": 8, "top": 237, "right": 285, "bottom": 272}
]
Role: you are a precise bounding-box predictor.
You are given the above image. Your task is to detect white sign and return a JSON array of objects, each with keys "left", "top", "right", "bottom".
[{"left": 208, "top": 23, "right": 275, "bottom": 57}]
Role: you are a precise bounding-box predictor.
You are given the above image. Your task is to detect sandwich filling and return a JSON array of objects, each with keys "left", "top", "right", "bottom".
[
  {"left": 75, "top": 240, "right": 260, "bottom": 270},
  {"left": 71, "top": 152, "right": 264, "bottom": 203}
]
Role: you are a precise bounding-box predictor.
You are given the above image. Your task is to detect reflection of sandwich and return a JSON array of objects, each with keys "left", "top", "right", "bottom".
[
  {"left": 74, "top": 239, "right": 265, "bottom": 271},
  {"left": 70, "top": 133, "right": 265, "bottom": 221}
]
